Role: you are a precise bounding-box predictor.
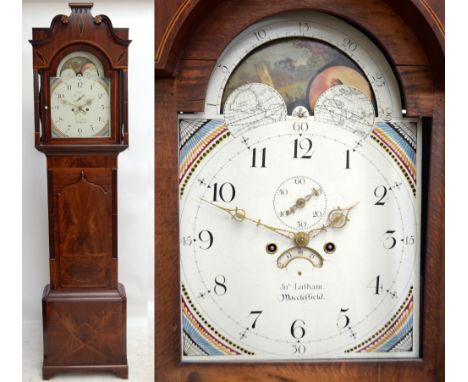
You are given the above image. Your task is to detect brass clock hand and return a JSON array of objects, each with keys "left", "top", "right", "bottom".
[
  {"left": 307, "top": 202, "right": 359, "bottom": 239},
  {"left": 74, "top": 94, "right": 85, "bottom": 103},
  {"left": 201, "top": 199, "right": 296, "bottom": 241},
  {"left": 60, "top": 99, "right": 86, "bottom": 115},
  {"left": 285, "top": 187, "right": 321, "bottom": 215},
  {"left": 276, "top": 246, "right": 324, "bottom": 269},
  {"left": 74, "top": 98, "right": 95, "bottom": 115},
  {"left": 80, "top": 97, "right": 94, "bottom": 107},
  {"left": 59, "top": 98, "right": 87, "bottom": 115},
  {"left": 60, "top": 98, "right": 80, "bottom": 108}
]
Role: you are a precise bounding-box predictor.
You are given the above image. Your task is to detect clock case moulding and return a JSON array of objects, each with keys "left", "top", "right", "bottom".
[
  {"left": 29, "top": 3, "right": 131, "bottom": 379},
  {"left": 155, "top": 0, "right": 444, "bottom": 381}
]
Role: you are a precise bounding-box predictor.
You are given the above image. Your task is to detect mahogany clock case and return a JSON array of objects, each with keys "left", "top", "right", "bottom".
[
  {"left": 23, "top": 1, "right": 154, "bottom": 380},
  {"left": 155, "top": 0, "right": 444, "bottom": 381}
]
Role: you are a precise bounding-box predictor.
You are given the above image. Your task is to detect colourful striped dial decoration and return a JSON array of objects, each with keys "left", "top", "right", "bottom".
[
  {"left": 179, "top": 119, "right": 230, "bottom": 197},
  {"left": 181, "top": 284, "right": 253, "bottom": 357},
  {"left": 345, "top": 287, "right": 414, "bottom": 353},
  {"left": 371, "top": 121, "right": 417, "bottom": 196}
]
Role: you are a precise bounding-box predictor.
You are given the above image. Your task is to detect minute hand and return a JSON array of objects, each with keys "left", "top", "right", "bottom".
[{"left": 201, "top": 199, "right": 295, "bottom": 240}]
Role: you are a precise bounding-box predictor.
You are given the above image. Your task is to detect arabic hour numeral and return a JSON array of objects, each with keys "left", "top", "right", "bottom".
[
  {"left": 383, "top": 230, "right": 397, "bottom": 249},
  {"left": 248, "top": 311, "right": 263, "bottom": 329},
  {"left": 214, "top": 275, "right": 227, "bottom": 296},
  {"left": 293, "top": 138, "right": 313, "bottom": 159},
  {"left": 374, "top": 185, "right": 388, "bottom": 205},
  {"left": 368, "top": 275, "right": 383, "bottom": 295},
  {"left": 66, "top": 84, "right": 72, "bottom": 91},
  {"left": 290, "top": 319, "right": 306, "bottom": 339},
  {"left": 77, "top": 81, "right": 83, "bottom": 88},
  {"left": 336, "top": 308, "right": 351, "bottom": 329},
  {"left": 345, "top": 149, "right": 351, "bottom": 169},
  {"left": 251, "top": 147, "right": 267, "bottom": 168},
  {"left": 210, "top": 182, "right": 236, "bottom": 202},
  {"left": 198, "top": 229, "right": 214, "bottom": 250}
]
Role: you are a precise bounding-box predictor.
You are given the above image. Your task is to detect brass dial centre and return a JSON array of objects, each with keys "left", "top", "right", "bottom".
[{"left": 294, "top": 232, "right": 310, "bottom": 247}]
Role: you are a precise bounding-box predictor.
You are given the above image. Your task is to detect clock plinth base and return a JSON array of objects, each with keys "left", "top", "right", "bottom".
[
  {"left": 41, "top": 284, "right": 128, "bottom": 380},
  {"left": 42, "top": 364, "right": 128, "bottom": 380}
]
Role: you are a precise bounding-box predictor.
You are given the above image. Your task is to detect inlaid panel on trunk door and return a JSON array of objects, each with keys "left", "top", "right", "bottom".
[{"left": 53, "top": 169, "right": 115, "bottom": 288}]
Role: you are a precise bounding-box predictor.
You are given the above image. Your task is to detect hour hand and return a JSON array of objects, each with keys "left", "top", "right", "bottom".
[
  {"left": 201, "top": 199, "right": 295, "bottom": 240},
  {"left": 81, "top": 97, "right": 94, "bottom": 106}
]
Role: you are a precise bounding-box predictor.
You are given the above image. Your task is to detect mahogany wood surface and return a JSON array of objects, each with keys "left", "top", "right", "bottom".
[
  {"left": 29, "top": 3, "right": 130, "bottom": 378},
  {"left": 155, "top": 0, "right": 444, "bottom": 381},
  {"left": 42, "top": 284, "right": 128, "bottom": 380},
  {"left": 50, "top": 166, "right": 115, "bottom": 289}
]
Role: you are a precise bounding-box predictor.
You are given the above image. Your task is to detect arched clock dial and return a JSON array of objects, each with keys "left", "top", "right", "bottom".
[
  {"left": 179, "top": 10, "right": 420, "bottom": 363},
  {"left": 205, "top": 11, "right": 401, "bottom": 120},
  {"left": 50, "top": 51, "right": 111, "bottom": 138}
]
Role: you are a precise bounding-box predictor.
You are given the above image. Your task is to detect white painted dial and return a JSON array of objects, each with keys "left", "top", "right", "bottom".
[
  {"left": 50, "top": 76, "right": 110, "bottom": 138},
  {"left": 179, "top": 118, "right": 419, "bottom": 361}
]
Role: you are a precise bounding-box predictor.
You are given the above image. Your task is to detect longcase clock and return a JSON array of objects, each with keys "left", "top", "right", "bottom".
[
  {"left": 155, "top": 1, "right": 444, "bottom": 381},
  {"left": 30, "top": 3, "right": 131, "bottom": 379}
]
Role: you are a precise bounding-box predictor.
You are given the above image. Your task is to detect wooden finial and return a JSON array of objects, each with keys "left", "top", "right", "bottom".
[{"left": 69, "top": 3, "right": 94, "bottom": 13}]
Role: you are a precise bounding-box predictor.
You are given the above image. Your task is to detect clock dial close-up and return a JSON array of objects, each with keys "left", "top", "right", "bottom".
[{"left": 178, "top": 12, "right": 421, "bottom": 362}]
